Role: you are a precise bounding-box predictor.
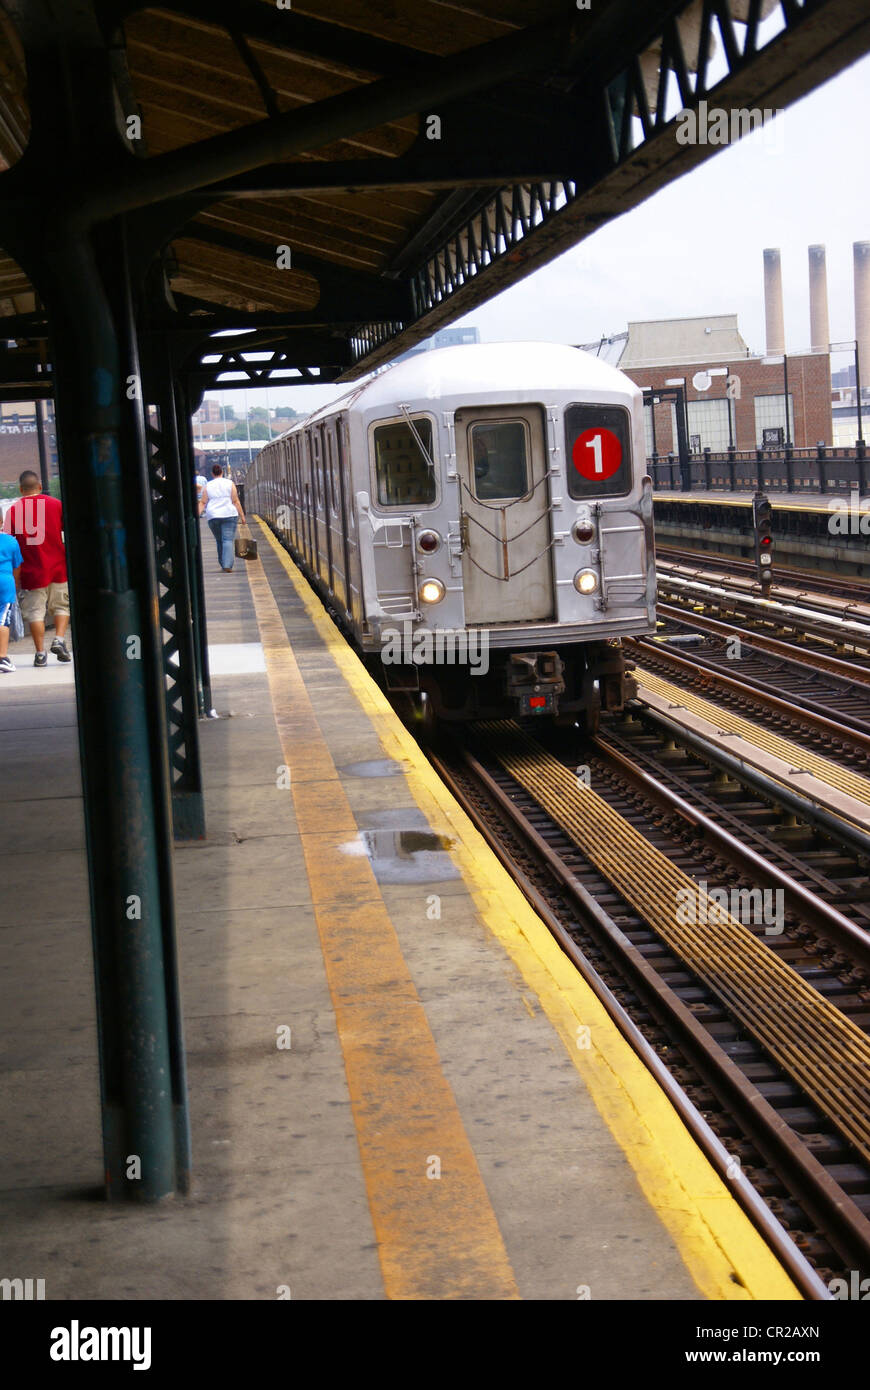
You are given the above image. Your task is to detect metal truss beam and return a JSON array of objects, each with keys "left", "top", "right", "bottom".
[
  {"left": 149, "top": 295, "right": 375, "bottom": 335},
  {"left": 168, "top": 85, "right": 606, "bottom": 205},
  {"left": 187, "top": 362, "right": 344, "bottom": 393},
  {"left": 171, "top": 375, "right": 212, "bottom": 717},
  {"left": 186, "top": 335, "right": 352, "bottom": 373},
  {"left": 62, "top": 11, "right": 591, "bottom": 219},
  {"left": 339, "top": 0, "right": 870, "bottom": 374},
  {"left": 0, "top": 312, "right": 50, "bottom": 339},
  {"left": 141, "top": 334, "right": 206, "bottom": 841}
]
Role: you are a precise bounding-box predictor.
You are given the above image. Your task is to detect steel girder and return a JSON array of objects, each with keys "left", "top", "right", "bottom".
[{"left": 1, "top": 0, "right": 867, "bottom": 384}]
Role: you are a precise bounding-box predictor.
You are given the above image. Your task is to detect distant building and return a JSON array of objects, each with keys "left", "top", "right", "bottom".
[
  {"left": 579, "top": 314, "right": 832, "bottom": 453},
  {"left": 830, "top": 363, "right": 870, "bottom": 446},
  {"left": 430, "top": 326, "right": 480, "bottom": 349},
  {"left": 395, "top": 325, "right": 480, "bottom": 363},
  {"left": 0, "top": 401, "right": 57, "bottom": 486},
  {"left": 193, "top": 417, "right": 237, "bottom": 440},
  {"left": 194, "top": 398, "right": 226, "bottom": 424}
]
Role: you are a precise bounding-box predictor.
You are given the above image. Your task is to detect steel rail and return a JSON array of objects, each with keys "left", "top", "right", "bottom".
[
  {"left": 659, "top": 562, "right": 870, "bottom": 623},
  {"left": 474, "top": 720, "right": 870, "bottom": 1167},
  {"left": 657, "top": 571, "right": 870, "bottom": 647},
  {"left": 632, "top": 697, "right": 870, "bottom": 856},
  {"left": 630, "top": 634, "right": 870, "bottom": 744},
  {"left": 593, "top": 732, "right": 870, "bottom": 975},
  {"left": 655, "top": 602, "right": 870, "bottom": 684},
  {"left": 656, "top": 545, "right": 870, "bottom": 602},
  {"left": 429, "top": 742, "right": 860, "bottom": 1294}
]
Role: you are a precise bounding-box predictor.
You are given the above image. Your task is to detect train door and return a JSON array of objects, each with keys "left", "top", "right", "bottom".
[
  {"left": 293, "top": 435, "right": 304, "bottom": 555},
  {"left": 277, "top": 442, "right": 289, "bottom": 536},
  {"left": 286, "top": 437, "right": 298, "bottom": 550},
  {"left": 301, "top": 433, "right": 315, "bottom": 569},
  {"left": 311, "top": 428, "right": 326, "bottom": 582},
  {"left": 314, "top": 424, "right": 334, "bottom": 590},
  {"left": 454, "top": 404, "right": 553, "bottom": 624},
  {"left": 324, "top": 420, "right": 346, "bottom": 611},
  {"left": 335, "top": 415, "right": 361, "bottom": 627}
]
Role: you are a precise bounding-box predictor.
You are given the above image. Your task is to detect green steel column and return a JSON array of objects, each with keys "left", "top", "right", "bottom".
[{"left": 45, "top": 222, "right": 190, "bottom": 1200}]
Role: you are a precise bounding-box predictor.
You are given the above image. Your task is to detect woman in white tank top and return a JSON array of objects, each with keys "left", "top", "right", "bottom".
[{"left": 198, "top": 466, "right": 247, "bottom": 571}]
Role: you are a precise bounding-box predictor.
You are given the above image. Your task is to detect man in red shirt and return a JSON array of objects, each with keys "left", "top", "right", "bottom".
[{"left": 3, "top": 470, "right": 71, "bottom": 666}]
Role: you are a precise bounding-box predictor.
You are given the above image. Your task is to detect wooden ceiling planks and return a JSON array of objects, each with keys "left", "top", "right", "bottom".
[
  {"left": 0, "top": 6, "right": 29, "bottom": 171},
  {"left": 171, "top": 237, "right": 321, "bottom": 313},
  {"left": 124, "top": 8, "right": 420, "bottom": 157},
  {"left": 122, "top": 5, "right": 438, "bottom": 306}
]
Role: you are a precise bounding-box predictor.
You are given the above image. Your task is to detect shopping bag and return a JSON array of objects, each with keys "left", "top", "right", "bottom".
[
  {"left": 234, "top": 524, "right": 258, "bottom": 559},
  {"left": 9, "top": 600, "right": 24, "bottom": 643}
]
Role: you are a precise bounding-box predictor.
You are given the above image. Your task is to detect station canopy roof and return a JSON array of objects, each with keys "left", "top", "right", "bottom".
[{"left": 0, "top": 0, "right": 868, "bottom": 394}]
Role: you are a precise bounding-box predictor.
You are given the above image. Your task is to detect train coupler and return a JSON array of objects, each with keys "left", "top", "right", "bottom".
[{"left": 507, "top": 650, "right": 566, "bottom": 716}]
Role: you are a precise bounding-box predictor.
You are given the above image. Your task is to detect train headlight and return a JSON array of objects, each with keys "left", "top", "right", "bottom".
[
  {"left": 417, "top": 529, "right": 442, "bottom": 554},
  {"left": 419, "top": 578, "right": 445, "bottom": 604},
  {"left": 573, "top": 568, "right": 599, "bottom": 595},
  {"left": 572, "top": 519, "right": 595, "bottom": 544}
]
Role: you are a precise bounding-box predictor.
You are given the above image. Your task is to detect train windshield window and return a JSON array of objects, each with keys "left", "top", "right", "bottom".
[
  {"left": 373, "top": 418, "right": 436, "bottom": 506},
  {"left": 470, "top": 421, "right": 528, "bottom": 501},
  {"left": 565, "top": 405, "right": 632, "bottom": 499}
]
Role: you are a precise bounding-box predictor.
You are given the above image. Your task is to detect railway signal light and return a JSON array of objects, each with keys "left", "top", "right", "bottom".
[{"left": 752, "top": 493, "right": 774, "bottom": 589}]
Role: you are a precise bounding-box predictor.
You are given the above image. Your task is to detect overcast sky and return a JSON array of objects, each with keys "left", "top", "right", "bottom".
[{"left": 206, "top": 50, "right": 870, "bottom": 418}]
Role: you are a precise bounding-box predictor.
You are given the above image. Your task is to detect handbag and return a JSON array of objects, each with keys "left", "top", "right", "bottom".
[
  {"left": 234, "top": 524, "right": 258, "bottom": 559},
  {"left": 9, "top": 599, "right": 24, "bottom": 643}
]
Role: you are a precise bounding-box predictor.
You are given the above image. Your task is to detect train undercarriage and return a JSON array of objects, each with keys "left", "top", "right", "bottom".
[{"left": 376, "top": 638, "right": 636, "bottom": 735}]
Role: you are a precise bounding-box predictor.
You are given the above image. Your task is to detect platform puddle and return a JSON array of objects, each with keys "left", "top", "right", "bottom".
[
  {"left": 340, "top": 821, "right": 458, "bottom": 883},
  {"left": 339, "top": 758, "right": 404, "bottom": 778}
]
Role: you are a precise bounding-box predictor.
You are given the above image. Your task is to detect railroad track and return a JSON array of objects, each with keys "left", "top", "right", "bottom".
[
  {"left": 657, "top": 545, "right": 870, "bottom": 604},
  {"left": 430, "top": 719, "right": 870, "bottom": 1298},
  {"left": 655, "top": 601, "right": 870, "bottom": 683},
  {"left": 630, "top": 624, "right": 870, "bottom": 749},
  {"left": 657, "top": 562, "right": 870, "bottom": 661}
]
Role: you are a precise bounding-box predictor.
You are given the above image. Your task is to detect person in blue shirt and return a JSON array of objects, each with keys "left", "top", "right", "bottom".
[{"left": 0, "top": 529, "right": 23, "bottom": 673}]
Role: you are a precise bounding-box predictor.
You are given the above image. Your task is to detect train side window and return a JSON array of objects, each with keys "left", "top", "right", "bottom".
[
  {"left": 373, "top": 418, "right": 436, "bottom": 506},
  {"left": 565, "top": 404, "right": 632, "bottom": 499},
  {"left": 469, "top": 421, "right": 529, "bottom": 501},
  {"left": 311, "top": 430, "right": 324, "bottom": 507}
]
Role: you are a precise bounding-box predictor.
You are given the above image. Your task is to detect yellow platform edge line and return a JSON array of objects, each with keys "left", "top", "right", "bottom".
[
  {"left": 254, "top": 519, "right": 800, "bottom": 1303},
  {"left": 244, "top": 551, "right": 520, "bottom": 1302}
]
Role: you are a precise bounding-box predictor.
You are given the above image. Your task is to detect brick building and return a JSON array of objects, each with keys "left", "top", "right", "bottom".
[
  {"left": 194, "top": 397, "right": 226, "bottom": 424},
  {"left": 580, "top": 315, "right": 833, "bottom": 456},
  {"left": 0, "top": 401, "right": 57, "bottom": 486}
]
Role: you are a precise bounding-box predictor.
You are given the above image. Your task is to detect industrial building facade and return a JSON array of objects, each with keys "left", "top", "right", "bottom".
[{"left": 582, "top": 243, "right": 870, "bottom": 459}]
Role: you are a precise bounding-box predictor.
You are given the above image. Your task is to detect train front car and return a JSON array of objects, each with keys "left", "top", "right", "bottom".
[{"left": 350, "top": 342, "right": 656, "bottom": 732}]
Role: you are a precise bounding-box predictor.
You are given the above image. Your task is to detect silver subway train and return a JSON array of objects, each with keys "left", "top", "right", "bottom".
[{"left": 246, "top": 341, "right": 656, "bottom": 731}]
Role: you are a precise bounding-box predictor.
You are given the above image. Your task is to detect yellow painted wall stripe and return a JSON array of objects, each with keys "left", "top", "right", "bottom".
[
  {"left": 244, "top": 553, "right": 519, "bottom": 1301},
  {"left": 254, "top": 519, "right": 800, "bottom": 1302}
]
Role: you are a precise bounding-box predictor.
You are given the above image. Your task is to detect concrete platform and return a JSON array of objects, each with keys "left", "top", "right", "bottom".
[{"left": 0, "top": 522, "right": 798, "bottom": 1301}]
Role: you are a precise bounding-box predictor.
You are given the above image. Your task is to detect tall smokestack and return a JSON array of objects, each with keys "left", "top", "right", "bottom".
[
  {"left": 763, "top": 248, "right": 785, "bottom": 355},
  {"left": 855, "top": 241, "right": 870, "bottom": 371},
  {"left": 808, "top": 245, "right": 830, "bottom": 351}
]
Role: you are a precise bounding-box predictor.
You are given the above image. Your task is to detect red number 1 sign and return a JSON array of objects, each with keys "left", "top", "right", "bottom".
[{"left": 572, "top": 427, "right": 622, "bottom": 482}]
